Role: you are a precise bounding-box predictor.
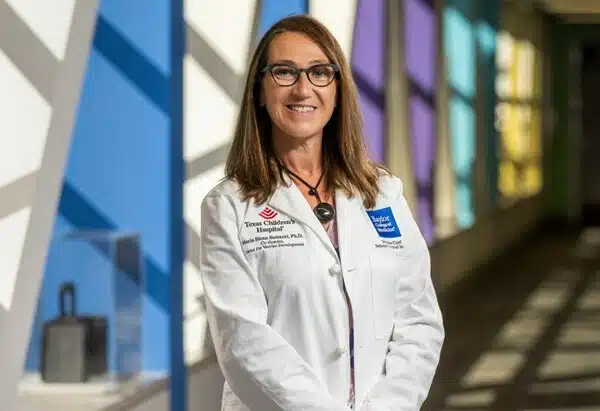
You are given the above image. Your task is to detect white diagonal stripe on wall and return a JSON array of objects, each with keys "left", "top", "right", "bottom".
[
  {"left": 185, "top": 0, "right": 256, "bottom": 76},
  {"left": 183, "top": 163, "right": 226, "bottom": 363},
  {"left": 184, "top": 56, "right": 238, "bottom": 162},
  {"left": 186, "top": 25, "right": 244, "bottom": 104},
  {"left": 182, "top": 0, "right": 258, "bottom": 365},
  {"left": 0, "top": 172, "right": 36, "bottom": 220},
  {"left": 309, "top": 0, "right": 358, "bottom": 59},
  {"left": 0, "top": 0, "right": 98, "bottom": 408},
  {"left": 0, "top": 0, "right": 60, "bottom": 103},
  {"left": 186, "top": 142, "right": 231, "bottom": 181},
  {"left": 0, "top": 50, "right": 51, "bottom": 188},
  {"left": 4, "top": 0, "right": 76, "bottom": 60},
  {"left": 0, "top": 208, "right": 30, "bottom": 311},
  {"left": 185, "top": 164, "right": 226, "bottom": 246}
]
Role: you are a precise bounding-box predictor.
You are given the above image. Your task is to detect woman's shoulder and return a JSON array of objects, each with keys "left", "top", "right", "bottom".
[
  {"left": 200, "top": 178, "right": 253, "bottom": 223},
  {"left": 200, "top": 177, "right": 249, "bottom": 214},
  {"left": 203, "top": 177, "right": 243, "bottom": 201},
  {"left": 376, "top": 170, "right": 404, "bottom": 201}
]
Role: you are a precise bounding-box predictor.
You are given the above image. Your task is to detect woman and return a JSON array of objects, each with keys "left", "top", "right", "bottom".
[{"left": 200, "top": 15, "right": 444, "bottom": 411}]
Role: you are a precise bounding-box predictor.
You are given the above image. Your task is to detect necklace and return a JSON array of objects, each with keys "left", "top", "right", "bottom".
[{"left": 281, "top": 166, "right": 336, "bottom": 223}]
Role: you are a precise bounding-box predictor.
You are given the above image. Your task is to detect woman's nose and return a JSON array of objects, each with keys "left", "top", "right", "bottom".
[{"left": 292, "top": 72, "right": 311, "bottom": 96}]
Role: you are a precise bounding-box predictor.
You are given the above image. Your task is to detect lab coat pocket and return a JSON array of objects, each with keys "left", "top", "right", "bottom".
[{"left": 368, "top": 249, "right": 410, "bottom": 340}]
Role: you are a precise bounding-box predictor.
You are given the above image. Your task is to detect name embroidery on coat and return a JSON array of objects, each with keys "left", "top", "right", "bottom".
[{"left": 241, "top": 210, "right": 305, "bottom": 254}]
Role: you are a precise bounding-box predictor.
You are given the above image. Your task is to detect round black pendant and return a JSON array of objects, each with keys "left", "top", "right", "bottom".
[{"left": 314, "top": 202, "right": 335, "bottom": 222}]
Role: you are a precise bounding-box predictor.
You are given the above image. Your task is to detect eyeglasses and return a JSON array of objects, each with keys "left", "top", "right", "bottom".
[{"left": 262, "top": 63, "right": 339, "bottom": 87}]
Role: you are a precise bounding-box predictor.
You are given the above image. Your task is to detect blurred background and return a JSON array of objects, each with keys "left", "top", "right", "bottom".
[{"left": 1, "top": 0, "right": 599, "bottom": 410}]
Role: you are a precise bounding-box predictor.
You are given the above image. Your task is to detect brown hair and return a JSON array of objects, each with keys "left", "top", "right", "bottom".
[{"left": 224, "top": 14, "right": 388, "bottom": 209}]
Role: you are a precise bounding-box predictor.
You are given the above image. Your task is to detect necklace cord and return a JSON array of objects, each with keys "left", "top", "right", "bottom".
[
  {"left": 279, "top": 164, "right": 325, "bottom": 202},
  {"left": 278, "top": 162, "right": 336, "bottom": 223}
]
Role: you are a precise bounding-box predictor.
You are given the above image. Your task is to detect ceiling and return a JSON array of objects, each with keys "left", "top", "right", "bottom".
[{"left": 534, "top": 0, "right": 600, "bottom": 22}]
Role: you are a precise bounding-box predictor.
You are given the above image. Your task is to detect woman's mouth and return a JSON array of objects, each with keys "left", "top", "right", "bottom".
[{"left": 286, "top": 105, "right": 317, "bottom": 113}]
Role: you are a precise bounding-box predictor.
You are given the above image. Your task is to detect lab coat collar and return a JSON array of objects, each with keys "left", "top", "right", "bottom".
[
  {"left": 268, "top": 174, "right": 337, "bottom": 258},
  {"left": 268, "top": 174, "right": 356, "bottom": 262},
  {"left": 268, "top": 176, "right": 360, "bottom": 305}
]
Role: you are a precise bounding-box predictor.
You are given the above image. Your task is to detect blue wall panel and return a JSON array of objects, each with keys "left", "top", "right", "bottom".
[
  {"left": 26, "top": 8, "right": 184, "bottom": 411},
  {"left": 444, "top": 4, "right": 476, "bottom": 229},
  {"left": 258, "top": 0, "right": 309, "bottom": 36},
  {"left": 99, "top": 0, "right": 170, "bottom": 75}
]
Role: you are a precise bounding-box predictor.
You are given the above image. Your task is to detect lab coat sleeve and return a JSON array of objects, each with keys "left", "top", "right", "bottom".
[
  {"left": 361, "top": 194, "right": 445, "bottom": 411},
  {"left": 200, "top": 194, "right": 350, "bottom": 411}
]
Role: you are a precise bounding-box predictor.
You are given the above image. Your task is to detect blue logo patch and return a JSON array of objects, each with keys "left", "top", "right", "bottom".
[{"left": 366, "top": 207, "right": 401, "bottom": 238}]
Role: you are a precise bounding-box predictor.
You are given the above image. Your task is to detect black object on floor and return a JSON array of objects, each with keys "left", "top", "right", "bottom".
[{"left": 40, "top": 282, "right": 107, "bottom": 383}]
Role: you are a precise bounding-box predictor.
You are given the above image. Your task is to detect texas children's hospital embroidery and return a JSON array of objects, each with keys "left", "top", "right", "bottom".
[{"left": 241, "top": 207, "right": 306, "bottom": 254}]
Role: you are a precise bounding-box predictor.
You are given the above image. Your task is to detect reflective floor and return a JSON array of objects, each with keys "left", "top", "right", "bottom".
[
  {"left": 15, "top": 374, "right": 161, "bottom": 411},
  {"left": 424, "top": 228, "right": 600, "bottom": 411}
]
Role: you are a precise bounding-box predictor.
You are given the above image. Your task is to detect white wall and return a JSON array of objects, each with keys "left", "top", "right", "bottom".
[
  {"left": 0, "top": 1, "right": 99, "bottom": 409},
  {"left": 182, "top": 0, "right": 257, "bottom": 365}
]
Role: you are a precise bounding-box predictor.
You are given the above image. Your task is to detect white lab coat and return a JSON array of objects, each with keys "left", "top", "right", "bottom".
[{"left": 200, "top": 173, "right": 444, "bottom": 411}]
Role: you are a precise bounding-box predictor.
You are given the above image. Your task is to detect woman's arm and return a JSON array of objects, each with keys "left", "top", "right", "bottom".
[
  {"left": 201, "top": 194, "right": 350, "bottom": 411},
  {"left": 360, "top": 191, "right": 445, "bottom": 411}
]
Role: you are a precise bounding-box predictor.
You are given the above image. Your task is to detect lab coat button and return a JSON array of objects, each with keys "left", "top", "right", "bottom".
[
  {"left": 329, "top": 264, "right": 342, "bottom": 276},
  {"left": 335, "top": 345, "right": 348, "bottom": 356}
]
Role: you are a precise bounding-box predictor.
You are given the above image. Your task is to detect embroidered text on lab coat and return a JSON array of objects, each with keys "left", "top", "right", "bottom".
[{"left": 241, "top": 209, "right": 306, "bottom": 254}]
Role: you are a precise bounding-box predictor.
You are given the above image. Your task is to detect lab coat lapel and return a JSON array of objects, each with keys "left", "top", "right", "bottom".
[
  {"left": 268, "top": 177, "right": 337, "bottom": 257},
  {"left": 334, "top": 190, "right": 358, "bottom": 298}
]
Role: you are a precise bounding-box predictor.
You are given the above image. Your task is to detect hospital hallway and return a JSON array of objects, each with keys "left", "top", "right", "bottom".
[{"left": 422, "top": 227, "right": 600, "bottom": 411}]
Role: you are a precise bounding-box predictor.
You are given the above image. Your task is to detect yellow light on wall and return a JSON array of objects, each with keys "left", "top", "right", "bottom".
[{"left": 495, "top": 18, "right": 543, "bottom": 203}]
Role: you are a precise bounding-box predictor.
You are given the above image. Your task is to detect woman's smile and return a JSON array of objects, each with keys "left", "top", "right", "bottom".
[{"left": 286, "top": 104, "right": 318, "bottom": 119}]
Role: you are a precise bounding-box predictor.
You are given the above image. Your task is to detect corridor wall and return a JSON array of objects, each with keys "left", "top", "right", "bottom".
[
  {"left": 547, "top": 23, "right": 600, "bottom": 222},
  {"left": 0, "top": 1, "right": 99, "bottom": 409},
  {"left": 425, "top": 0, "right": 549, "bottom": 288},
  {"left": 23, "top": 1, "right": 187, "bottom": 410}
]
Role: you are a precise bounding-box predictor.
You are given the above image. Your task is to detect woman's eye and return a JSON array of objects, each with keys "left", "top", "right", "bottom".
[{"left": 274, "top": 68, "right": 295, "bottom": 76}]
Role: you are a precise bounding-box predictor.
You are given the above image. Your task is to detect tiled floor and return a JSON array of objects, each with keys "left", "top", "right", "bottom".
[{"left": 423, "top": 228, "right": 600, "bottom": 411}]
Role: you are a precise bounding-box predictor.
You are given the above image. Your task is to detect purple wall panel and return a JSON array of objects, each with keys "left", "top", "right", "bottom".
[
  {"left": 405, "top": 0, "right": 436, "bottom": 243},
  {"left": 406, "top": 0, "right": 436, "bottom": 93},
  {"left": 410, "top": 98, "right": 435, "bottom": 242},
  {"left": 351, "top": 0, "right": 385, "bottom": 163}
]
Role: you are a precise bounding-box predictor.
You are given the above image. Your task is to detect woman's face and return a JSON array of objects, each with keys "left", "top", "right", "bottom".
[{"left": 261, "top": 31, "right": 337, "bottom": 142}]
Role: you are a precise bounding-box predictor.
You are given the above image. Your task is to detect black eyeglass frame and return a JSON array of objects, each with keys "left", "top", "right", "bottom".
[{"left": 261, "top": 63, "right": 340, "bottom": 87}]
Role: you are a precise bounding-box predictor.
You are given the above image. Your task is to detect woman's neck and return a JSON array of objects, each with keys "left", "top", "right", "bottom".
[{"left": 273, "top": 133, "right": 324, "bottom": 180}]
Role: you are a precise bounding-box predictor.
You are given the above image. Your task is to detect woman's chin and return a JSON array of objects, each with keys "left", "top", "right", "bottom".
[
  {"left": 286, "top": 132, "right": 322, "bottom": 142},
  {"left": 279, "top": 124, "right": 323, "bottom": 141}
]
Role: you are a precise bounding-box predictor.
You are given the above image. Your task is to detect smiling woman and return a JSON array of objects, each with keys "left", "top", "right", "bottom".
[
  {"left": 226, "top": 15, "right": 384, "bottom": 211},
  {"left": 200, "top": 14, "right": 444, "bottom": 411},
  {"left": 261, "top": 31, "right": 338, "bottom": 143}
]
